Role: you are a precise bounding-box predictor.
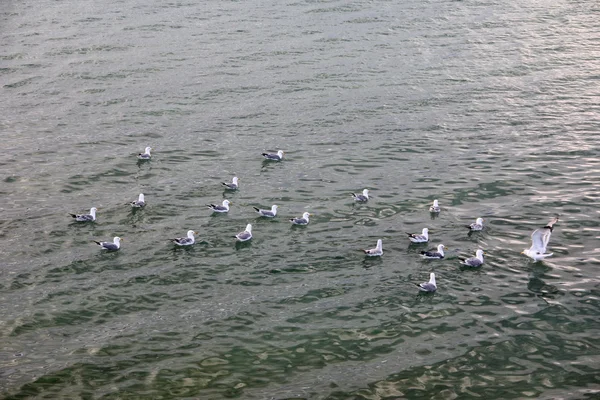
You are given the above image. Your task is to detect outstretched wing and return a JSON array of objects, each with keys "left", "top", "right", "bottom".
[{"left": 530, "top": 227, "right": 551, "bottom": 254}]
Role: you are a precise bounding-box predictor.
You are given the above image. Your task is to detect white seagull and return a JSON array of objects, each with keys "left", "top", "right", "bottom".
[
  {"left": 138, "top": 146, "right": 152, "bottom": 160},
  {"left": 429, "top": 199, "right": 441, "bottom": 213},
  {"left": 417, "top": 272, "right": 437, "bottom": 292},
  {"left": 407, "top": 228, "right": 429, "bottom": 243},
  {"left": 262, "top": 150, "right": 284, "bottom": 161},
  {"left": 421, "top": 244, "right": 445, "bottom": 259},
  {"left": 130, "top": 193, "right": 146, "bottom": 208},
  {"left": 351, "top": 189, "right": 369, "bottom": 202},
  {"left": 222, "top": 176, "right": 239, "bottom": 190},
  {"left": 254, "top": 205, "right": 278, "bottom": 217},
  {"left": 208, "top": 199, "right": 231, "bottom": 213},
  {"left": 70, "top": 207, "right": 97, "bottom": 222},
  {"left": 467, "top": 217, "right": 484, "bottom": 231},
  {"left": 171, "top": 230, "right": 197, "bottom": 246},
  {"left": 523, "top": 216, "right": 559, "bottom": 261},
  {"left": 235, "top": 224, "right": 253, "bottom": 241},
  {"left": 460, "top": 249, "right": 484, "bottom": 267},
  {"left": 363, "top": 239, "right": 383, "bottom": 256},
  {"left": 94, "top": 236, "right": 121, "bottom": 251},
  {"left": 290, "top": 212, "right": 311, "bottom": 225}
]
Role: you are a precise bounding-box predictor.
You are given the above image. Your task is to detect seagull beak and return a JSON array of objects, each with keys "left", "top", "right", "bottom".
[{"left": 194, "top": 231, "right": 199, "bottom": 235}]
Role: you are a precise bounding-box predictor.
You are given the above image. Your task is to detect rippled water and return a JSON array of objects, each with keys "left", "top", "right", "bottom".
[{"left": 2, "top": 0, "right": 600, "bottom": 398}]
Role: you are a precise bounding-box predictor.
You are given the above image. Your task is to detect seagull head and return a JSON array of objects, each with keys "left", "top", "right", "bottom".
[
  {"left": 271, "top": 205, "right": 278, "bottom": 212},
  {"left": 277, "top": 150, "right": 284, "bottom": 158},
  {"left": 363, "top": 189, "right": 369, "bottom": 197},
  {"left": 476, "top": 217, "right": 484, "bottom": 225},
  {"left": 245, "top": 224, "right": 252, "bottom": 233},
  {"left": 113, "top": 237, "right": 122, "bottom": 245},
  {"left": 429, "top": 272, "right": 436, "bottom": 285},
  {"left": 187, "top": 230, "right": 196, "bottom": 238},
  {"left": 144, "top": 147, "right": 152, "bottom": 154},
  {"left": 90, "top": 207, "right": 98, "bottom": 215},
  {"left": 422, "top": 228, "right": 429, "bottom": 235},
  {"left": 432, "top": 199, "right": 439, "bottom": 207},
  {"left": 223, "top": 200, "right": 231, "bottom": 206},
  {"left": 138, "top": 194, "right": 145, "bottom": 202},
  {"left": 437, "top": 244, "right": 445, "bottom": 253},
  {"left": 232, "top": 177, "right": 238, "bottom": 184},
  {"left": 303, "top": 212, "right": 311, "bottom": 219},
  {"left": 476, "top": 249, "right": 484, "bottom": 259}
]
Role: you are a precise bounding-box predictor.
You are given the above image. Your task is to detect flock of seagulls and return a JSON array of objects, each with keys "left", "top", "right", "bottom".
[{"left": 70, "top": 147, "right": 560, "bottom": 293}]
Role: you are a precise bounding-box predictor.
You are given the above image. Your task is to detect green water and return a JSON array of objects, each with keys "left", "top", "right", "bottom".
[{"left": 1, "top": 0, "right": 599, "bottom": 398}]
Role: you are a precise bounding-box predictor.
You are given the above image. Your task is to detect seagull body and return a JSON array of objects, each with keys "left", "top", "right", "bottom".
[
  {"left": 171, "top": 230, "right": 197, "bottom": 246},
  {"left": 421, "top": 244, "right": 445, "bottom": 259},
  {"left": 208, "top": 199, "right": 231, "bottom": 213},
  {"left": 262, "top": 150, "right": 284, "bottom": 161},
  {"left": 429, "top": 199, "right": 441, "bottom": 213},
  {"left": 407, "top": 228, "right": 429, "bottom": 243},
  {"left": 130, "top": 193, "right": 146, "bottom": 208},
  {"left": 94, "top": 236, "right": 121, "bottom": 251},
  {"left": 70, "top": 207, "right": 97, "bottom": 222},
  {"left": 290, "top": 212, "right": 310, "bottom": 225},
  {"left": 417, "top": 272, "right": 437, "bottom": 292},
  {"left": 138, "top": 146, "right": 152, "bottom": 160},
  {"left": 222, "top": 176, "right": 239, "bottom": 190},
  {"left": 351, "top": 189, "right": 369, "bottom": 202},
  {"left": 254, "top": 205, "right": 278, "bottom": 217},
  {"left": 523, "top": 216, "right": 559, "bottom": 261},
  {"left": 461, "top": 249, "right": 484, "bottom": 267},
  {"left": 468, "top": 217, "right": 484, "bottom": 231},
  {"left": 363, "top": 239, "right": 383, "bottom": 256},
  {"left": 235, "top": 224, "right": 253, "bottom": 241}
]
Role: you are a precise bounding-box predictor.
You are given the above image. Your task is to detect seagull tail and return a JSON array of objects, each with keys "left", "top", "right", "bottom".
[
  {"left": 93, "top": 241, "right": 102, "bottom": 245},
  {"left": 253, "top": 207, "right": 260, "bottom": 212},
  {"left": 69, "top": 213, "right": 78, "bottom": 218}
]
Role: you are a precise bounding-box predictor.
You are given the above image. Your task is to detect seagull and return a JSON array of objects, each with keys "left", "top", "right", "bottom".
[
  {"left": 254, "top": 205, "right": 278, "bottom": 217},
  {"left": 171, "top": 230, "right": 197, "bottom": 246},
  {"left": 407, "top": 228, "right": 429, "bottom": 243},
  {"left": 523, "top": 216, "right": 559, "bottom": 261},
  {"left": 130, "top": 193, "right": 145, "bottom": 208},
  {"left": 94, "top": 236, "right": 121, "bottom": 251},
  {"left": 290, "top": 212, "right": 310, "bottom": 225},
  {"left": 222, "top": 176, "right": 239, "bottom": 190},
  {"left": 420, "top": 244, "right": 445, "bottom": 259},
  {"left": 351, "top": 189, "right": 369, "bottom": 202},
  {"left": 429, "top": 199, "right": 441, "bottom": 213},
  {"left": 235, "top": 224, "right": 253, "bottom": 241},
  {"left": 467, "top": 217, "right": 484, "bottom": 231},
  {"left": 138, "top": 146, "right": 152, "bottom": 160},
  {"left": 416, "top": 272, "right": 437, "bottom": 292},
  {"left": 262, "top": 150, "right": 284, "bottom": 161},
  {"left": 363, "top": 239, "right": 383, "bottom": 256},
  {"left": 208, "top": 199, "right": 231, "bottom": 213},
  {"left": 460, "top": 249, "right": 484, "bottom": 267},
  {"left": 70, "top": 207, "right": 97, "bottom": 222}
]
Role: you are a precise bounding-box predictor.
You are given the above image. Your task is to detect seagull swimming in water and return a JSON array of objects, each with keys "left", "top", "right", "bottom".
[
  {"left": 429, "top": 199, "right": 441, "bottom": 213},
  {"left": 235, "top": 224, "right": 253, "bottom": 241},
  {"left": 208, "top": 199, "right": 231, "bottom": 213},
  {"left": 407, "top": 228, "right": 429, "bottom": 243},
  {"left": 94, "top": 236, "right": 121, "bottom": 251},
  {"left": 467, "top": 217, "right": 484, "bottom": 231},
  {"left": 351, "top": 189, "right": 369, "bottom": 202},
  {"left": 416, "top": 272, "right": 437, "bottom": 292},
  {"left": 523, "top": 216, "right": 559, "bottom": 261},
  {"left": 130, "top": 194, "right": 145, "bottom": 208},
  {"left": 70, "top": 207, "right": 97, "bottom": 222},
  {"left": 362, "top": 239, "right": 383, "bottom": 256},
  {"left": 171, "top": 230, "right": 197, "bottom": 246},
  {"left": 290, "top": 212, "right": 311, "bottom": 225},
  {"left": 138, "top": 146, "right": 152, "bottom": 160},
  {"left": 262, "top": 150, "right": 284, "bottom": 161},
  {"left": 421, "top": 244, "right": 445, "bottom": 259},
  {"left": 460, "top": 249, "right": 484, "bottom": 267},
  {"left": 254, "top": 205, "right": 278, "bottom": 217},
  {"left": 222, "top": 176, "right": 239, "bottom": 190}
]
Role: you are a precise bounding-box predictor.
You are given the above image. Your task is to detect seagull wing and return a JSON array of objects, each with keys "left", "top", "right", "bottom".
[{"left": 530, "top": 227, "right": 551, "bottom": 254}]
